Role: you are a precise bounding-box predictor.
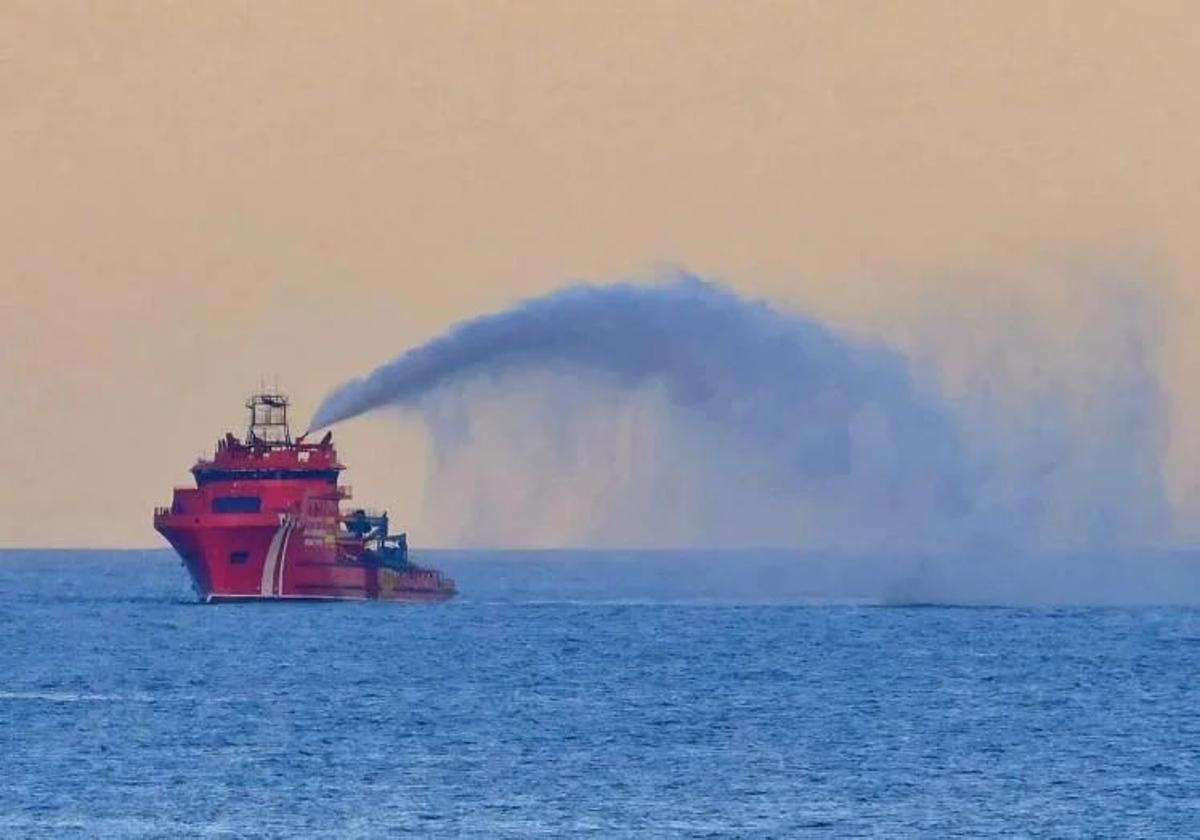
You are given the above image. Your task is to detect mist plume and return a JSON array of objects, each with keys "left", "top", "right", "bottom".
[{"left": 311, "top": 273, "right": 1169, "bottom": 550}]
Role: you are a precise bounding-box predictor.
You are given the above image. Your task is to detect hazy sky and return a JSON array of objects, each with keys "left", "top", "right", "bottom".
[{"left": 3, "top": 1, "right": 1200, "bottom": 547}]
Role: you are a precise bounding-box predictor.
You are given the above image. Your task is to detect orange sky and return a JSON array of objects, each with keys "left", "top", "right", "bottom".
[{"left": 3, "top": 1, "right": 1200, "bottom": 547}]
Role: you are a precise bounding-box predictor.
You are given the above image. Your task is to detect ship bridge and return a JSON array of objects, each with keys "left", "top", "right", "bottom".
[{"left": 191, "top": 392, "right": 345, "bottom": 486}]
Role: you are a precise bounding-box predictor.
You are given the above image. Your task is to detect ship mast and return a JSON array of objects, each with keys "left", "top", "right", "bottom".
[{"left": 246, "top": 391, "right": 292, "bottom": 446}]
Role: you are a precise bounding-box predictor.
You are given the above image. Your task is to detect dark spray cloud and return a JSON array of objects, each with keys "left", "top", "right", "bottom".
[{"left": 311, "top": 273, "right": 1170, "bottom": 550}]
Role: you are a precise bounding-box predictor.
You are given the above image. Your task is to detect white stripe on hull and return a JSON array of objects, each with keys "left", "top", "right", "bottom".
[
  {"left": 259, "top": 517, "right": 292, "bottom": 596},
  {"left": 274, "top": 518, "right": 297, "bottom": 594}
]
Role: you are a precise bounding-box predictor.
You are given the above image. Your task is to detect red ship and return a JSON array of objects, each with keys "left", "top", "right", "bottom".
[{"left": 154, "top": 392, "right": 456, "bottom": 603}]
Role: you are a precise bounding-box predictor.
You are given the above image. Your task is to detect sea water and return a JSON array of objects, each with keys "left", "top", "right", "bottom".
[{"left": 2, "top": 550, "right": 1198, "bottom": 837}]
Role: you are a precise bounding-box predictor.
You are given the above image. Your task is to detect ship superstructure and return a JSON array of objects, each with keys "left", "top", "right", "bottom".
[{"left": 154, "top": 392, "right": 455, "bottom": 603}]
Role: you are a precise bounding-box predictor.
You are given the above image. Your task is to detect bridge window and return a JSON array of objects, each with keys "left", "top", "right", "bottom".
[
  {"left": 229, "top": 551, "right": 249, "bottom": 565},
  {"left": 212, "top": 496, "right": 261, "bottom": 514}
]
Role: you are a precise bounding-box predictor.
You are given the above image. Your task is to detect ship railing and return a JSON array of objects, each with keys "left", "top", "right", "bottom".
[
  {"left": 312, "top": 485, "right": 353, "bottom": 502},
  {"left": 342, "top": 507, "right": 386, "bottom": 520},
  {"left": 153, "top": 507, "right": 171, "bottom": 517}
]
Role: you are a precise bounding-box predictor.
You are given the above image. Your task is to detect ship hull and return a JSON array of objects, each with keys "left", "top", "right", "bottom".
[
  {"left": 204, "top": 591, "right": 456, "bottom": 604},
  {"left": 156, "top": 512, "right": 456, "bottom": 604}
]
